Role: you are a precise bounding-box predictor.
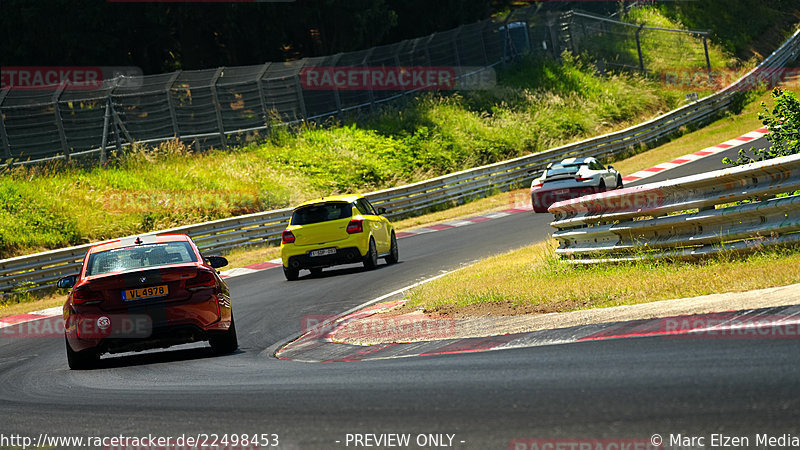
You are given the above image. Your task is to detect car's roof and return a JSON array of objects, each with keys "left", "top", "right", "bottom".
[
  {"left": 88, "top": 234, "right": 192, "bottom": 254},
  {"left": 294, "top": 194, "right": 363, "bottom": 209}
]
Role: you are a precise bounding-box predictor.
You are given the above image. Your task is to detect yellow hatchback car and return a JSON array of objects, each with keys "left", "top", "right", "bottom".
[{"left": 280, "top": 194, "right": 398, "bottom": 280}]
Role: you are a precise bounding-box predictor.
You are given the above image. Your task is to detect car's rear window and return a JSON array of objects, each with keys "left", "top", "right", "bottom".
[
  {"left": 85, "top": 241, "right": 198, "bottom": 276},
  {"left": 292, "top": 202, "right": 352, "bottom": 225},
  {"left": 546, "top": 164, "right": 584, "bottom": 177}
]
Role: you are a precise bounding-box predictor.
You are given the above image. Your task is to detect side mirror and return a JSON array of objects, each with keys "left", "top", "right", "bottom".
[
  {"left": 377, "top": 207, "right": 387, "bottom": 215},
  {"left": 207, "top": 256, "right": 229, "bottom": 269},
  {"left": 607, "top": 165, "right": 614, "bottom": 170},
  {"left": 57, "top": 275, "right": 77, "bottom": 290}
]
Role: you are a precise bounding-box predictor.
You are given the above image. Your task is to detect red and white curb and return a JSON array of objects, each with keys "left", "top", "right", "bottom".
[
  {"left": 0, "top": 306, "right": 61, "bottom": 330},
  {"left": 276, "top": 304, "right": 800, "bottom": 362},
  {"left": 622, "top": 127, "right": 770, "bottom": 183}
]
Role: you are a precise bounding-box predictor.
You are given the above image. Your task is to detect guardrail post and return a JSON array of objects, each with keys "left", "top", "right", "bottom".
[
  {"left": 210, "top": 67, "right": 227, "bottom": 149},
  {"left": 703, "top": 33, "right": 712, "bottom": 76},
  {"left": 52, "top": 82, "right": 70, "bottom": 160},
  {"left": 165, "top": 71, "right": 181, "bottom": 139},
  {"left": 635, "top": 24, "right": 645, "bottom": 73},
  {"left": 255, "top": 62, "right": 272, "bottom": 128},
  {"left": 0, "top": 87, "right": 11, "bottom": 159}
]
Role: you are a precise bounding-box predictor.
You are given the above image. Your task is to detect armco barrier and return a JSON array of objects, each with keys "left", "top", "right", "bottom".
[
  {"left": 1, "top": 26, "right": 799, "bottom": 294},
  {"left": 549, "top": 153, "right": 800, "bottom": 263}
]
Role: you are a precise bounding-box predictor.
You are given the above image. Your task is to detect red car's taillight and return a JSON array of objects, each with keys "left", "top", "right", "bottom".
[
  {"left": 575, "top": 177, "right": 592, "bottom": 182},
  {"left": 72, "top": 287, "right": 104, "bottom": 305},
  {"left": 346, "top": 219, "right": 363, "bottom": 234},
  {"left": 531, "top": 182, "right": 543, "bottom": 190},
  {"left": 187, "top": 270, "right": 217, "bottom": 291},
  {"left": 282, "top": 229, "right": 296, "bottom": 244}
]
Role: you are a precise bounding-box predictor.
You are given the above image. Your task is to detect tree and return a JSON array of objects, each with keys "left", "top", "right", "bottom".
[{"left": 723, "top": 87, "right": 800, "bottom": 166}]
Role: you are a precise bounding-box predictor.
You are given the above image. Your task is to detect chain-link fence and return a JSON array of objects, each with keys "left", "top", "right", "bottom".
[
  {"left": 566, "top": 10, "right": 712, "bottom": 74},
  {"left": 0, "top": 4, "right": 712, "bottom": 167}
]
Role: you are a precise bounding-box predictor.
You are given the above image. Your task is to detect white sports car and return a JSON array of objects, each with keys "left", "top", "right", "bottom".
[{"left": 530, "top": 157, "right": 623, "bottom": 213}]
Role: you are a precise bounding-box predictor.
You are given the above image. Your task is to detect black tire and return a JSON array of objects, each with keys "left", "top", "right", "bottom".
[
  {"left": 283, "top": 266, "right": 299, "bottom": 281},
  {"left": 363, "top": 238, "right": 378, "bottom": 270},
  {"left": 598, "top": 179, "right": 606, "bottom": 192},
  {"left": 209, "top": 315, "right": 238, "bottom": 355},
  {"left": 65, "top": 335, "right": 98, "bottom": 370},
  {"left": 309, "top": 267, "right": 323, "bottom": 277},
  {"left": 616, "top": 175, "right": 623, "bottom": 189},
  {"left": 385, "top": 232, "right": 399, "bottom": 264}
]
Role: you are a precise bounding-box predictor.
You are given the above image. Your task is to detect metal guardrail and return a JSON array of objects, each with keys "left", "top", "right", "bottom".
[
  {"left": 1, "top": 23, "right": 799, "bottom": 295},
  {"left": 549, "top": 153, "right": 800, "bottom": 263}
]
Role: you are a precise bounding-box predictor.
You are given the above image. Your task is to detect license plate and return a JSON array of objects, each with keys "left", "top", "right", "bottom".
[
  {"left": 309, "top": 248, "right": 336, "bottom": 257},
  {"left": 553, "top": 189, "right": 570, "bottom": 195},
  {"left": 122, "top": 285, "right": 168, "bottom": 301}
]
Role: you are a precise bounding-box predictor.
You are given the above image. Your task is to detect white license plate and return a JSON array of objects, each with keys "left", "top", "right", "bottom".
[
  {"left": 553, "top": 189, "right": 570, "bottom": 195},
  {"left": 309, "top": 248, "right": 336, "bottom": 257}
]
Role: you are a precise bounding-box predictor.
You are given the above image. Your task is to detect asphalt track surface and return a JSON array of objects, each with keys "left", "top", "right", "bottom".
[{"left": 3, "top": 136, "right": 799, "bottom": 449}]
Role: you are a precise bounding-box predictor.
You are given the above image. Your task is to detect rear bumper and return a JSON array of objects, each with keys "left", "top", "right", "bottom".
[
  {"left": 285, "top": 246, "right": 364, "bottom": 270},
  {"left": 531, "top": 185, "right": 603, "bottom": 212},
  {"left": 65, "top": 292, "right": 231, "bottom": 354},
  {"left": 281, "top": 232, "right": 370, "bottom": 268}
]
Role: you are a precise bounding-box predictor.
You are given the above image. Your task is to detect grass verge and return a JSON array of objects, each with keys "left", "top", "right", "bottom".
[{"left": 404, "top": 241, "right": 800, "bottom": 317}]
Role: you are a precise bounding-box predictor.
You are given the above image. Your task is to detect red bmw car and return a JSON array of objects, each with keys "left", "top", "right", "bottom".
[{"left": 58, "top": 234, "right": 237, "bottom": 369}]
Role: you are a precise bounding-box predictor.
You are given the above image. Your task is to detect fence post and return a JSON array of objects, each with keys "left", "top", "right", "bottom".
[
  {"left": 547, "top": 12, "right": 562, "bottom": 59},
  {"left": 255, "top": 62, "right": 272, "bottom": 127},
  {"left": 478, "top": 21, "right": 490, "bottom": 66},
  {"left": 451, "top": 27, "right": 462, "bottom": 68},
  {"left": 100, "top": 97, "right": 111, "bottom": 165},
  {"left": 293, "top": 61, "right": 308, "bottom": 120},
  {"left": 501, "top": 13, "right": 513, "bottom": 63},
  {"left": 210, "top": 67, "right": 227, "bottom": 148},
  {"left": 635, "top": 24, "right": 645, "bottom": 73},
  {"left": 0, "top": 87, "right": 11, "bottom": 159},
  {"left": 52, "top": 82, "right": 70, "bottom": 160},
  {"left": 108, "top": 78, "right": 123, "bottom": 155},
  {"left": 702, "top": 33, "right": 712, "bottom": 76},
  {"left": 165, "top": 71, "right": 181, "bottom": 139},
  {"left": 361, "top": 48, "right": 376, "bottom": 112},
  {"left": 330, "top": 53, "right": 344, "bottom": 118}
]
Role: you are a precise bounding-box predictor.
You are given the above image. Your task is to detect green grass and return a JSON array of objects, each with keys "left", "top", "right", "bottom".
[
  {"left": 403, "top": 241, "right": 800, "bottom": 315},
  {"left": 0, "top": 5, "right": 786, "bottom": 259}
]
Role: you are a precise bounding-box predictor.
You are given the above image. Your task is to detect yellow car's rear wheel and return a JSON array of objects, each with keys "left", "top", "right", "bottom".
[{"left": 363, "top": 238, "right": 378, "bottom": 270}]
